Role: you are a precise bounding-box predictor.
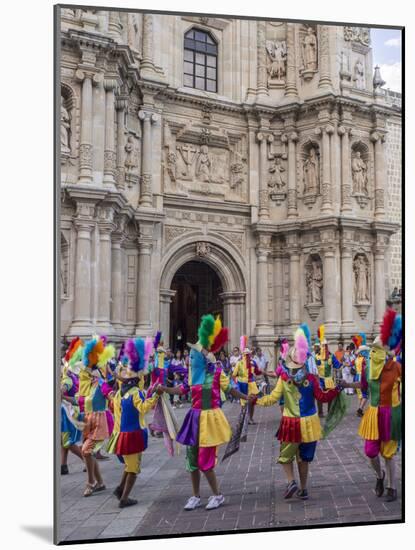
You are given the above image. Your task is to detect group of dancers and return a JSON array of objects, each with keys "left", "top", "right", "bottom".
[{"left": 60, "top": 307, "right": 402, "bottom": 511}]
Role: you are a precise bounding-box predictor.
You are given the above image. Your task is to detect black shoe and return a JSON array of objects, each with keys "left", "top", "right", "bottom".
[
  {"left": 375, "top": 470, "right": 385, "bottom": 497},
  {"left": 385, "top": 488, "right": 397, "bottom": 502},
  {"left": 284, "top": 480, "right": 298, "bottom": 499},
  {"left": 356, "top": 408, "right": 364, "bottom": 417},
  {"left": 61, "top": 464, "right": 69, "bottom": 475},
  {"left": 113, "top": 486, "right": 123, "bottom": 500},
  {"left": 119, "top": 498, "right": 138, "bottom": 508},
  {"left": 296, "top": 489, "right": 309, "bottom": 500}
]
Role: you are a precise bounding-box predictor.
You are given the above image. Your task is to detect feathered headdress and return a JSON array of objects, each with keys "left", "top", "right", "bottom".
[
  {"left": 82, "top": 336, "right": 114, "bottom": 370},
  {"left": 317, "top": 324, "right": 325, "bottom": 343},
  {"left": 299, "top": 323, "right": 312, "bottom": 348},
  {"left": 280, "top": 338, "right": 289, "bottom": 360},
  {"left": 197, "top": 314, "right": 229, "bottom": 352},
  {"left": 68, "top": 343, "right": 84, "bottom": 368},
  {"left": 117, "top": 341, "right": 126, "bottom": 363},
  {"left": 352, "top": 334, "right": 363, "bottom": 349},
  {"left": 125, "top": 337, "right": 146, "bottom": 373},
  {"left": 240, "top": 335, "right": 248, "bottom": 353},
  {"left": 294, "top": 328, "right": 309, "bottom": 365},
  {"left": 380, "top": 308, "right": 402, "bottom": 350},
  {"left": 153, "top": 331, "right": 162, "bottom": 350},
  {"left": 64, "top": 337, "right": 83, "bottom": 363}
]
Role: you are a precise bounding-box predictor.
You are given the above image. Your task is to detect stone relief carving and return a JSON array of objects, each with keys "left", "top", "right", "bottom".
[
  {"left": 300, "top": 26, "right": 318, "bottom": 80},
  {"left": 268, "top": 156, "right": 287, "bottom": 205},
  {"left": 164, "top": 225, "right": 193, "bottom": 245},
  {"left": 61, "top": 232, "right": 70, "bottom": 298},
  {"left": 344, "top": 27, "right": 370, "bottom": 46},
  {"left": 353, "top": 254, "right": 370, "bottom": 303},
  {"left": 301, "top": 145, "right": 321, "bottom": 209},
  {"left": 196, "top": 242, "right": 211, "bottom": 257},
  {"left": 305, "top": 255, "right": 323, "bottom": 305},
  {"left": 266, "top": 40, "right": 287, "bottom": 85},
  {"left": 195, "top": 145, "right": 212, "bottom": 182},
  {"left": 353, "top": 59, "right": 365, "bottom": 89},
  {"left": 352, "top": 151, "right": 368, "bottom": 195},
  {"left": 61, "top": 96, "right": 71, "bottom": 157},
  {"left": 124, "top": 135, "right": 140, "bottom": 188}
]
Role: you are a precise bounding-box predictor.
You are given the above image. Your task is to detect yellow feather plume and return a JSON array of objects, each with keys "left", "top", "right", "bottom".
[
  {"left": 97, "top": 344, "right": 116, "bottom": 368},
  {"left": 318, "top": 324, "right": 325, "bottom": 343},
  {"left": 209, "top": 315, "right": 222, "bottom": 345}
]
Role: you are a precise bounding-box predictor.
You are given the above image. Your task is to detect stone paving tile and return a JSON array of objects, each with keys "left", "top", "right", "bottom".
[{"left": 59, "top": 395, "right": 402, "bottom": 541}]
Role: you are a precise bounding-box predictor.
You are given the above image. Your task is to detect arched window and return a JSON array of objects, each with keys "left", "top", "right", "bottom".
[{"left": 183, "top": 28, "right": 218, "bottom": 92}]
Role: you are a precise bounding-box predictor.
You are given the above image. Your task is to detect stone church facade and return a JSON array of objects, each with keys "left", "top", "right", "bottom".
[{"left": 59, "top": 8, "right": 402, "bottom": 358}]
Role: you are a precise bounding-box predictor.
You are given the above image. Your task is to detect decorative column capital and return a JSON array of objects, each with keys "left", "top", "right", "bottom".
[
  {"left": 115, "top": 95, "right": 129, "bottom": 111},
  {"left": 324, "top": 124, "right": 335, "bottom": 135},
  {"left": 75, "top": 200, "right": 96, "bottom": 220},
  {"left": 75, "top": 68, "right": 103, "bottom": 86},
  {"left": 337, "top": 125, "right": 352, "bottom": 137},
  {"left": 138, "top": 110, "right": 159, "bottom": 124},
  {"left": 370, "top": 131, "right": 386, "bottom": 143},
  {"left": 103, "top": 77, "right": 120, "bottom": 92},
  {"left": 160, "top": 288, "right": 177, "bottom": 304},
  {"left": 138, "top": 238, "right": 153, "bottom": 254},
  {"left": 255, "top": 233, "right": 272, "bottom": 259}
]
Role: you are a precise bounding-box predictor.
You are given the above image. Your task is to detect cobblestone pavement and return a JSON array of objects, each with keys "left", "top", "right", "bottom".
[{"left": 59, "top": 394, "right": 402, "bottom": 542}]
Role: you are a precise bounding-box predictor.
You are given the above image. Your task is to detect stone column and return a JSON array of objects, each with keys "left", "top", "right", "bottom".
[
  {"left": 115, "top": 96, "right": 128, "bottom": 191},
  {"left": 220, "top": 291, "right": 245, "bottom": 350},
  {"left": 103, "top": 78, "right": 118, "bottom": 188},
  {"left": 108, "top": 10, "right": 122, "bottom": 41},
  {"left": 338, "top": 125, "right": 352, "bottom": 213},
  {"left": 96, "top": 207, "right": 114, "bottom": 332},
  {"left": 272, "top": 247, "right": 285, "bottom": 331},
  {"left": 135, "top": 237, "right": 153, "bottom": 334},
  {"left": 322, "top": 246, "right": 338, "bottom": 329},
  {"left": 321, "top": 124, "right": 334, "bottom": 213},
  {"left": 111, "top": 218, "right": 126, "bottom": 331},
  {"left": 283, "top": 131, "right": 299, "bottom": 218},
  {"left": 318, "top": 26, "right": 332, "bottom": 90},
  {"left": 138, "top": 110, "right": 158, "bottom": 208},
  {"left": 373, "top": 235, "right": 387, "bottom": 328},
  {"left": 257, "top": 132, "right": 271, "bottom": 221},
  {"left": 340, "top": 241, "right": 354, "bottom": 330},
  {"left": 285, "top": 23, "right": 298, "bottom": 98},
  {"left": 288, "top": 244, "right": 301, "bottom": 328},
  {"left": 76, "top": 70, "right": 99, "bottom": 184},
  {"left": 256, "top": 21, "right": 268, "bottom": 98},
  {"left": 371, "top": 132, "right": 386, "bottom": 219},
  {"left": 160, "top": 289, "right": 176, "bottom": 347},
  {"left": 141, "top": 14, "right": 155, "bottom": 74},
  {"left": 69, "top": 207, "right": 95, "bottom": 334},
  {"left": 255, "top": 234, "right": 272, "bottom": 334}
]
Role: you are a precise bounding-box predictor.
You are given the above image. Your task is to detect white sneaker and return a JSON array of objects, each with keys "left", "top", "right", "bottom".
[
  {"left": 184, "top": 496, "right": 202, "bottom": 510},
  {"left": 205, "top": 494, "right": 225, "bottom": 510}
]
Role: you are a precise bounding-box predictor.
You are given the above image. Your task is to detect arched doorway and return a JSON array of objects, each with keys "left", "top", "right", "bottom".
[{"left": 170, "top": 261, "right": 223, "bottom": 351}]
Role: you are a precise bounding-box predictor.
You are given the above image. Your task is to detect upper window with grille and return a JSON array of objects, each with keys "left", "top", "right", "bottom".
[{"left": 183, "top": 29, "right": 218, "bottom": 93}]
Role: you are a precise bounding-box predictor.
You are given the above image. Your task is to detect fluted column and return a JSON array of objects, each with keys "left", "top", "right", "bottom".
[
  {"left": 338, "top": 125, "right": 353, "bottom": 212},
  {"left": 273, "top": 247, "right": 285, "bottom": 331},
  {"left": 256, "top": 21, "right": 268, "bottom": 98},
  {"left": 282, "top": 131, "right": 299, "bottom": 218},
  {"left": 340, "top": 242, "right": 354, "bottom": 330},
  {"left": 141, "top": 14, "right": 155, "bottom": 74},
  {"left": 255, "top": 234, "right": 272, "bottom": 333},
  {"left": 321, "top": 124, "right": 334, "bottom": 213},
  {"left": 115, "top": 96, "right": 128, "bottom": 191},
  {"left": 135, "top": 238, "right": 153, "bottom": 334},
  {"left": 69, "top": 205, "right": 95, "bottom": 334},
  {"left": 138, "top": 110, "right": 158, "bottom": 208},
  {"left": 257, "top": 132, "right": 271, "bottom": 221},
  {"left": 322, "top": 246, "right": 338, "bottom": 328},
  {"left": 285, "top": 23, "right": 298, "bottom": 98},
  {"left": 373, "top": 235, "right": 387, "bottom": 329},
  {"left": 371, "top": 132, "right": 386, "bottom": 219},
  {"left": 288, "top": 244, "right": 301, "bottom": 328},
  {"left": 96, "top": 207, "right": 114, "bottom": 332},
  {"left": 103, "top": 79, "right": 118, "bottom": 188},
  {"left": 318, "top": 26, "right": 332, "bottom": 91},
  {"left": 111, "top": 218, "right": 126, "bottom": 331},
  {"left": 108, "top": 10, "right": 123, "bottom": 41},
  {"left": 220, "top": 291, "right": 246, "bottom": 349}
]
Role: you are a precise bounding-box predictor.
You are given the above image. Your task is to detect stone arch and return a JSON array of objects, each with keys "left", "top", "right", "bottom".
[{"left": 159, "top": 234, "right": 247, "bottom": 348}]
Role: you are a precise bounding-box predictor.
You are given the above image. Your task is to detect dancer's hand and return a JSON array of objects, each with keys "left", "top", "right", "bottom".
[{"left": 155, "top": 384, "right": 165, "bottom": 395}]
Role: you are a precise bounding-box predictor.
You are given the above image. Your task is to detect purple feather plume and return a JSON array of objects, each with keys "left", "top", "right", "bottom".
[
  {"left": 125, "top": 338, "right": 138, "bottom": 369},
  {"left": 117, "top": 341, "right": 125, "bottom": 362},
  {"left": 153, "top": 331, "right": 162, "bottom": 350}
]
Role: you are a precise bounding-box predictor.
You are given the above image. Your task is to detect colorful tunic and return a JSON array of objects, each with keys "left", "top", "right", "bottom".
[
  {"left": 176, "top": 365, "right": 232, "bottom": 448},
  {"left": 107, "top": 387, "right": 158, "bottom": 456},
  {"left": 232, "top": 358, "right": 260, "bottom": 398},
  {"left": 355, "top": 355, "right": 368, "bottom": 399},
  {"left": 75, "top": 376, "right": 114, "bottom": 444},
  {"left": 257, "top": 372, "right": 339, "bottom": 443},
  {"left": 61, "top": 370, "right": 82, "bottom": 448},
  {"left": 358, "top": 349, "right": 401, "bottom": 447},
  {"left": 315, "top": 352, "right": 341, "bottom": 390}
]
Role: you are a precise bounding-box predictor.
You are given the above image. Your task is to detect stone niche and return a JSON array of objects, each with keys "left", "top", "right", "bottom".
[
  {"left": 353, "top": 252, "right": 371, "bottom": 319},
  {"left": 299, "top": 24, "right": 318, "bottom": 81},
  {"left": 304, "top": 253, "right": 323, "bottom": 320},
  {"left": 300, "top": 138, "right": 321, "bottom": 208},
  {"left": 351, "top": 140, "right": 371, "bottom": 208},
  {"left": 265, "top": 21, "right": 287, "bottom": 89}
]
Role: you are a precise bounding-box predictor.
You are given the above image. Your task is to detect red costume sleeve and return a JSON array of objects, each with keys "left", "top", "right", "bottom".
[{"left": 311, "top": 375, "right": 339, "bottom": 402}]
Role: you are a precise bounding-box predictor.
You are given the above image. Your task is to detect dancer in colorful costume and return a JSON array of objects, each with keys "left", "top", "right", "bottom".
[
  {"left": 315, "top": 325, "right": 341, "bottom": 416},
  {"left": 164, "top": 315, "right": 252, "bottom": 510},
  {"left": 352, "top": 333, "right": 370, "bottom": 417},
  {"left": 108, "top": 337, "right": 163, "bottom": 508},
  {"left": 60, "top": 337, "right": 84, "bottom": 474},
  {"left": 63, "top": 336, "right": 116, "bottom": 496},
  {"left": 345, "top": 309, "right": 402, "bottom": 502},
  {"left": 253, "top": 328, "right": 345, "bottom": 500},
  {"left": 232, "top": 336, "right": 262, "bottom": 424}
]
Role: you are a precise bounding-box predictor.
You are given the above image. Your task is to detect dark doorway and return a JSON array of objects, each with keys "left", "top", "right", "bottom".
[{"left": 170, "top": 260, "right": 223, "bottom": 351}]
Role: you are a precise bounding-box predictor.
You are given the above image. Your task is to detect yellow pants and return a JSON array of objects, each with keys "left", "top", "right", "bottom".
[{"left": 123, "top": 453, "right": 142, "bottom": 474}]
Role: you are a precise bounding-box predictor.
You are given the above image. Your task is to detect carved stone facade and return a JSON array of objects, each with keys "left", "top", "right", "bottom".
[{"left": 59, "top": 9, "right": 401, "bottom": 361}]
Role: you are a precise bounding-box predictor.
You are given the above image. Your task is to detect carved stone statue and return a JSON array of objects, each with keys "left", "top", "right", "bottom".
[
  {"left": 61, "top": 97, "right": 70, "bottom": 154},
  {"left": 353, "top": 255, "right": 370, "bottom": 303},
  {"left": 303, "top": 148, "right": 319, "bottom": 194},
  {"left": 124, "top": 136, "right": 138, "bottom": 174},
  {"left": 302, "top": 28, "right": 317, "bottom": 71},
  {"left": 196, "top": 145, "right": 211, "bottom": 182},
  {"left": 353, "top": 59, "right": 365, "bottom": 89},
  {"left": 268, "top": 157, "right": 286, "bottom": 190},
  {"left": 166, "top": 151, "right": 177, "bottom": 182},
  {"left": 196, "top": 242, "right": 211, "bottom": 257},
  {"left": 352, "top": 152, "right": 368, "bottom": 194},
  {"left": 266, "top": 40, "right": 287, "bottom": 81},
  {"left": 306, "top": 259, "right": 323, "bottom": 304}
]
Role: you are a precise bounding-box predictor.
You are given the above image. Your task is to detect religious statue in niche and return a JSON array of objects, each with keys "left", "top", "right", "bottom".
[
  {"left": 166, "top": 150, "right": 177, "bottom": 182},
  {"left": 353, "top": 254, "right": 370, "bottom": 303},
  {"left": 300, "top": 27, "right": 317, "bottom": 79},
  {"left": 266, "top": 40, "right": 287, "bottom": 83},
  {"left": 268, "top": 156, "right": 286, "bottom": 190},
  {"left": 303, "top": 147, "right": 320, "bottom": 195},
  {"left": 306, "top": 257, "right": 323, "bottom": 304},
  {"left": 61, "top": 96, "right": 71, "bottom": 156},
  {"left": 124, "top": 135, "right": 139, "bottom": 188},
  {"left": 195, "top": 145, "right": 211, "bottom": 182},
  {"left": 353, "top": 59, "right": 365, "bottom": 89},
  {"left": 352, "top": 151, "right": 368, "bottom": 195}
]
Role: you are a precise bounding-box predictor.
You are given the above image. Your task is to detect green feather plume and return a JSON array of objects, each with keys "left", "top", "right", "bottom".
[
  {"left": 69, "top": 345, "right": 83, "bottom": 367},
  {"left": 198, "top": 314, "right": 215, "bottom": 348},
  {"left": 97, "top": 344, "right": 116, "bottom": 368}
]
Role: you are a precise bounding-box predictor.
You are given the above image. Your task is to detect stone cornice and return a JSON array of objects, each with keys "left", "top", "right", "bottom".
[
  {"left": 134, "top": 209, "right": 165, "bottom": 225},
  {"left": 65, "top": 29, "right": 116, "bottom": 53},
  {"left": 62, "top": 184, "right": 128, "bottom": 212},
  {"left": 163, "top": 195, "right": 251, "bottom": 217},
  {"left": 371, "top": 221, "right": 401, "bottom": 236}
]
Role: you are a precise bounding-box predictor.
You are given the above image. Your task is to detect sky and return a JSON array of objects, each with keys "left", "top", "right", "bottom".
[{"left": 370, "top": 28, "right": 402, "bottom": 92}]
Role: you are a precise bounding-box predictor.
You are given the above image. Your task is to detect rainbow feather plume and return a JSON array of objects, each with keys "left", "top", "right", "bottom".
[
  {"left": 240, "top": 335, "right": 248, "bottom": 351},
  {"left": 198, "top": 314, "right": 215, "bottom": 349},
  {"left": 83, "top": 338, "right": 103, "bottom": 367},
  {"left": 299, "top": 323, "right": 312, "bottom": 347},
  {"left": 380, "top": 308, "right": 397, "bottom": 347},
  {"left": 125, "top": 338, "right": 138, "bottom": 369},
  {"left": 294, "top": 328, "right": 309, "bottom": 365},
  {"left": 97, "top": 344, "right": 116, "bottom": 368},
  {"left": 359, "top": 332, "right": 367, "bottom": 346},
  {"left": 69, "top": 344, "right": 83, "bottom": 367},
  {"left": 352, "top": 334, "right": 363, "bottom": 349},
  {"left": 209, "top": 316, "right": 222, "bottom": 346},
  {"left": 211, "top": 327, "right": 229, "bottom": 353},
  {"left": 64, "top": 337, "right": 81, "bottom": 362}
]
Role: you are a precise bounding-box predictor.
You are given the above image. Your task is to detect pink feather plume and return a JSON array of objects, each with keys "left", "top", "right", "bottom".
[
  {"left": 240, "top": 335, "right": 247, "bottom": 351},
  {"left": 144, "top": 336, "right": 153, "bottom": 364},
  {"left": 280, "top": 339, "right": 289, "bottom": 360},
  {"left": 294, "top": 329, "right": 309, "bottom": 365},
  {"left": 125, "top": 338, "right": 138, "bottom": 366}
]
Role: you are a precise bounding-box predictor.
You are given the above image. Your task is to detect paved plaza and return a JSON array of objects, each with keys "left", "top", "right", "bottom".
[{"left": 59, "top": 394, "right": 402, "bottom": 542}]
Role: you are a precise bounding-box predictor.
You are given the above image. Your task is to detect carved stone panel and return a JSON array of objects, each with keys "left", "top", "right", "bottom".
[
  {"left": 299, "top": 25, "right": 318, "bottom": 80},
  {"left": 353, "top": 253, "right": 371, "bottom": 307}
]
